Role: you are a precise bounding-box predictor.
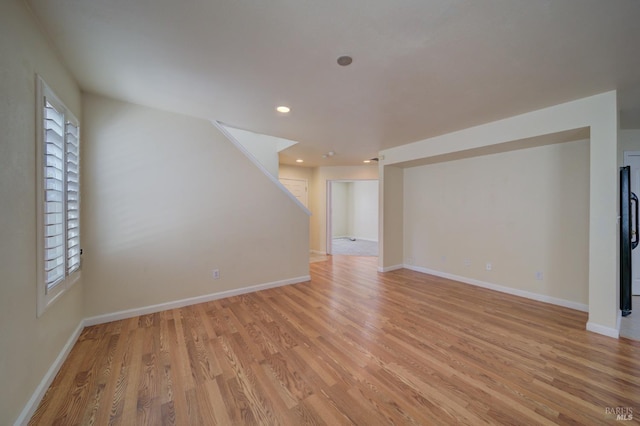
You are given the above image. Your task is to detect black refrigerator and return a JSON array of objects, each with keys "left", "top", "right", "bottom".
[{"left": 620, "top": 166, "right": 637, "bottom": 316}]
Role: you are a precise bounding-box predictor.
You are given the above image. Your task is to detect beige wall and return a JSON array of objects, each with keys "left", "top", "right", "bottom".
[
  {"left": 381, "top": 92, "right": 619, "bottom": 335},
  {"left": 309, "top": 166, "right": 378, "bottom": 253},
  {"left": 279, "top": 164, "right": 313, "bottom": 210},
  {"left": 379, "top": 166, "right": 404, "bottom": 269},
  {"left": 222, "top": 125, "right": 280, "bottom": 178},
  {"left": 351, "top": 180, "right": 379, "bottom": 241},
  {"left": 82, "top": 93, "right": 309, "bottom": 317},
  {"left": 0, "top": 1, "right": 85, "bottom": 423},
  {"left": 404, "top": 139, "right": 590, "bottom": 304},
  {"left": 279, "top": 164, "right": 313, "bottom": 182},
  {"left": 331, "top": 182, "right": 350, "bottom": 237},
  {"left": 330, "top": 181, "right": 379, "bottom": 241},
  {"left": 279, "top": 164, "right": 378, "bottom": 253}
]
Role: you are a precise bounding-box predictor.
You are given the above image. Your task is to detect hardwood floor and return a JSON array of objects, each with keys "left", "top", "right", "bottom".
[{"left": 30, "top": 256, "right": 640, "bottom": 425}]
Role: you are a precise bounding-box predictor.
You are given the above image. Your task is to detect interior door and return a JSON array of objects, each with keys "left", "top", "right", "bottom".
[
  {"left": 279, "top": 178, "right": 308, "bottom": 208},
  {"left": 624, "top": 152, "right": 640, "bottom": 295}
]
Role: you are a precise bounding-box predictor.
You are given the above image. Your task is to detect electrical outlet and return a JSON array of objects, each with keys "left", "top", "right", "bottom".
[
  {"left": 406, "top": 257, "right": 414, "bottom": 265},
  {"left": 441, "top": 256, "right": 447, "bottom": 263},
  {"left": 486, "top": 263, "right": 492, "bottom": 271},
  {"left": 212, "top": 269, "right": 220, "bottom": 280},
  {"left": 464, "top": 258, "right": 471, "bottom": 267},
  {"left": 535, "top": 271, "right": 544, "bottom": 281}
]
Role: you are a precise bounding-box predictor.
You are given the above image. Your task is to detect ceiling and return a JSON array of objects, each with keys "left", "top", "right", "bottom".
[{"left": 27, "top": 0, "right": 640, "bottom": 167}]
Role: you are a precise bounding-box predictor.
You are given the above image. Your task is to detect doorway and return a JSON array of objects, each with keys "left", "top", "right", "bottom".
[
  {"left": 326, "top": 180, "right": 379, "bottom": 256},
  {"left": 621, "top": 151, "right": 640, "bottom": 340},
  {"left": 623, "top": 152, "right": 640, "bottom": 296}
]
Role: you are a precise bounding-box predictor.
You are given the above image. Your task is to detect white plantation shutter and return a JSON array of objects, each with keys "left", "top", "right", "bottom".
[
  {"left": 44, "top": 99, "right": 66, "bottom": 289},
  {"left": 37, "top": 76, "right": 81, "bottom": 315},
  {"left": 65, "top": 120, "right": 80, "bottom": 275}
]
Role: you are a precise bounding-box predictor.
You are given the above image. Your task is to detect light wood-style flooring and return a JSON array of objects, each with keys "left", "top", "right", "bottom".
[{"left": 30, "top": 256, "right": 640, "bottom": 425}]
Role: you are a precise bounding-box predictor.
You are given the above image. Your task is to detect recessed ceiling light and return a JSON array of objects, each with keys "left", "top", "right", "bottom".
[
  {"left": 296, "top": 159, "right": 304, "bottom": 163},
  {"left": 363, "top": 160, "right": 371, "bottom": 163},
  {"left": 337, "top": 56, "right": 353, "bottom": 66},
  {"left": 276, "top": 106, "right": 290, "bottom": 113}
]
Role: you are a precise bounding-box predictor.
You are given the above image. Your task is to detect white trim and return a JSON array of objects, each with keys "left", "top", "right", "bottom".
[
  {"left": 403, "top": 265, "right": 590, "bottom": 313},
  {"left": 310, "top": 250, "right": 326, "bottom": 255},
  {"left": 35, "top": 75, "right": 82, "bottom": 317},
  {"left": 84, "top": 275, "right": 310, "bottom": 326},
  {"left": 13, "top": 322, "right": 84, "bottom": 426},
  {"left": 378, "top": 264, "right": 404, "bottom": 272},
  {"left": 212, "top": 121, "right": 311, "bottom": 216},
  {"left": 586, "top": 321, "right": 620, "bottom": 339}
]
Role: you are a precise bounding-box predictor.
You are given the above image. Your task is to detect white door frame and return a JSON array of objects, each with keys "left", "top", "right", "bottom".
[{"left": 326, "top": 179, "right": 379, "bottom": 256}]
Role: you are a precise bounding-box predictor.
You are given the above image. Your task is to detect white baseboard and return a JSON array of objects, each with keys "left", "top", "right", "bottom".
[
  {"left": 586, "top": 321, "right": 619, "bottom": 338},
  {"left": 404, "top": 264, "right": 590, "bottom": 313},
  {"left": 85, "top": 275, "right": 311, "bottom": 326},
  {"left": 378, "top": 264, "right": 403, "bottom": 272},
  {"left": 414, "top": 263, "right": 617, "bottom": 339},
  {"left": 332, "top": 236, "right": 378, "bottom": 243},
  {"left": 310, "top": 250, "right": 326, "bottom": 256},
  {"left": 14, "top": 321, "right": 85, "bottom": 426},
  {"left": 17, "top": 275, "right": 310, "bottom": 424}
]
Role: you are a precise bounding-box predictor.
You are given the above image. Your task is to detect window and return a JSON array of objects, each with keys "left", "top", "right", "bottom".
[{"left": 36, "top": 76, "right": 81, "bottom": 316}]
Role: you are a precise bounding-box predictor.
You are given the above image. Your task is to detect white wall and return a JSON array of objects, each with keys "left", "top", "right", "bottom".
[
  {"left": 0, "top": 1, "right": 85, "bottom": 423},
  {"left": 221, "top": 126, "right": 298, "bottom": 179},
  {"left": 221, "top": 126, "right": 281, "bottom": 178},
  {"left": 404, "top": 139, "right": 589, "bottom": 305},
  {"left": 82, "top": 93, "right": 310, "bottom": 317}
]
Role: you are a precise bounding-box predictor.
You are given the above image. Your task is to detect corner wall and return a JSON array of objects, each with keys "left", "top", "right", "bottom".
[
  {"left": 82, "top": 93, "right": 310, "bottom": 317},
  {"left": 379, "top": 166, "right": 404, "bottom": 270},
  {"left": 380, "top": 91, "right": 619, "bottom": 336},
  {"left": 0, "top": 1, "right": 85, "bottom": 424}
]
